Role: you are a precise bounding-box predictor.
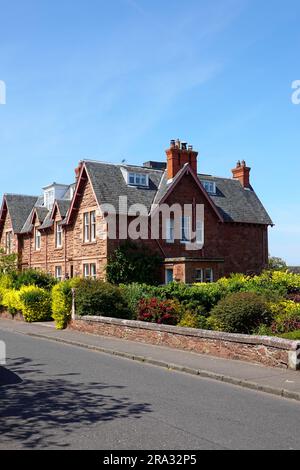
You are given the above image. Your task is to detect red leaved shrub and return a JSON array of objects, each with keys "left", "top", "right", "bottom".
[{"left": 137, "top": 298, "right": 180, "bottom": 325}]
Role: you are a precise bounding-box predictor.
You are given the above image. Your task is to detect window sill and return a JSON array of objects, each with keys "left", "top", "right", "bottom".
[
  {"left": 54, "top": 247, "right": 63, "bottom": 251},
  {"left": 82, "top": 241, "right": 97, "bottom": 246}
]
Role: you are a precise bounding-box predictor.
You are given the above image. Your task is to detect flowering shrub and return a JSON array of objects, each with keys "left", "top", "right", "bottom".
[{"left": 137, "top": 298, "right": 180, "bottom": 325}]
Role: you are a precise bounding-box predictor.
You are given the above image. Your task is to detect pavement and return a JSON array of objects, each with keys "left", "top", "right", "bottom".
[
  {"left": 1, "top": 324, "right": 300, "bottom": 449},
  {"left": 1, "top": 317, "right": 300, "bottom": 402}
]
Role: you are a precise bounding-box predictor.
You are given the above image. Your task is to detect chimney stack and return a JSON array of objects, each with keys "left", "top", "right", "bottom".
[
  {"left": 166, "top": 139, "right": 198, "bottom": 180},
  {"left": 232, "top": 160, "right": 251, "bottom": 188},
  {"left": 75, "top": 161, "right": 83, "bottom": 182}
]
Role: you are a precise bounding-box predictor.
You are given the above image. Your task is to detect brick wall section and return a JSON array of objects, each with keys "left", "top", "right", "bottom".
[
  {"left": 70, "top": 316, "right": 300, "bottom": 370},
  {"left": 70, "top": 176, "right": 107, "bottom": 278},
  {"left": 0, "top": 212, "right": 18, "bottom": 255}
]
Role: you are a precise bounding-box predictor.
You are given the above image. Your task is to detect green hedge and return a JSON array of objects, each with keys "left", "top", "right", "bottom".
[
  {"left": 75, "top": 279, "right": 131, "bottom": 319},
  {"left": 210, "top": 292, "right": 273, "bottom": 334}
]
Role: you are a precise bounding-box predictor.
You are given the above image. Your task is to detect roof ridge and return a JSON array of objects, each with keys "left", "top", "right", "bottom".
[
  {"left": 4, "top": 193, "right": 38, "bottom": 198},
  {"left": 84, "top": 159, "right": 164, "bottom": 172}
]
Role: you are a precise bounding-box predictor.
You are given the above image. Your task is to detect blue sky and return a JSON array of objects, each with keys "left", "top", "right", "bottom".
[{"left": 0, "top": 0, "right": 299, "bottom": 264}]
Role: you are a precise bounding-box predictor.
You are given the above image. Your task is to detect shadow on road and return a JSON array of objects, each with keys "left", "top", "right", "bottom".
[
  {"left": 0, "top": 357, "right": 152, "bottom": 449},
  {"left": 0, "top": 366, "right": 23, "bottom": 386}
]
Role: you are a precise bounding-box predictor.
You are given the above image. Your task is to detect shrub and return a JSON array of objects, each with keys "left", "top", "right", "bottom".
[
  {"left": 137, "top": 298, "right": 180, "bottom": 325},
  {"left": 158, "top": 282, "right": 224, "bottom": 314},
  {"left": 51, "top": 279, "right": 82, "bottom": 329},
  {"left": 269, "top": 300, "right": 300, "bottom": 334},
  {"left": 1, "top": 289, "right": 22, "bottom": 315},
  {"left": 255, "top": 324, "right": 273, "bottom": 336},
  {"left": 106, "top": 242, "right": 161, "bottom": 285},
  {"left": 280, "top": 330, "right": 300, "bottom": 340},
  {"left": 119, "top": 283, "right": 159, "bottom": 318},
  {"left": 75, "top": 279, "right": 131, "bottom": 319},
  {"left": 0, "top": 274, "right": 13, "bottom": 306},
  {"left": 210, "top": 292, "right": 273, "bottom": 334},
  {"left": 19, "top": 285, "right": 52, "bottom": 322},
  {"left": 12, "top": 269, "right": 56, "bottom": 290},
  {"left": 178, "top": 310, "right": 209, "bottom": 329}
]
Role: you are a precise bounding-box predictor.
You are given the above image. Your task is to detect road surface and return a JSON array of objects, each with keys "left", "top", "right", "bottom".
[{"left": 0, "top": 328, "right": 300, "bottom": 450}]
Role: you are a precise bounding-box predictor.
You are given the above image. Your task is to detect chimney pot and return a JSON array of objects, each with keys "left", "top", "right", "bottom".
[
  {"left": 170, "top": 139, "right": 176, "bottom": 148},
  {"left": 166, "top": 140, "right": 198, "bottom": 179},
  {"left": 232, "top": 160, "right": 251, "bottom": 188}
]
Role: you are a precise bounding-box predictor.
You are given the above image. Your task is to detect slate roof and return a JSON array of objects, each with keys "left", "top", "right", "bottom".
[
  {"left": 85, "top": 161, "right": 273, "bottom": 225},
  {"left": 84, "top": 160, "right": 273, "bottom": 225},
  {"left": 198, "top": 175, "right": 273, "bottom": 225},
  {"left": 85, "top": 161, "right": 162, "bottom": 216},
  {"left": 1, "top": 160, "right": 273, "bottom": 234},
  {"left": 3, "top": 194, "right": 38, "bottom": 233}
]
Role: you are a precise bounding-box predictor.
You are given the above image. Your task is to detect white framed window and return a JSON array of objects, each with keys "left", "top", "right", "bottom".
[
  {"left": 83, "top": 263, "right": 97, "bottom": 279},
  {"left": 196, "top": 219, "right": 204, "bottom": 244},
  {"left": 56, "top": 223, "right": 62, "bottom": 248},
  {"left": 55, "top": 266, "right": 62, "bottom": 281},
  {"left": 5, "top": 231, "right": 13, "bottom": 254},
  {"left": 166, "top": 219, "right": 174, "bottom": 243},
  {"left": 202, "top": 180, "right": 216, "bottom": 194},
  {"left": 35, "top": 228, "right": 41, "bottom": 251},
  {"left": 83, "top": 211, "right": 97, "bottom": 243},
  {"left": 90, "top": 263, "right": 96, "bottom": 280},
  {"left": 205, "top": 268, "right": 214, "bottom": 283},
  {"left": 91, "top": 211, "right": 96, "bottom": 242},
  {"left": 128, "top": 172, "right": 148, "bottom": 187},
  {"left": 44, "top": 189, "right": 55, "bottom": 210},
  {"left": 181, "top": 216, "right": 191, "bottom": 243},
  {"left": 195, "top": 269, "right": 203, "bottom": 282},
  {"left": 83, "top": 263, "right": 90, "bottom": 278},
  {"left": 84, "top": 212, "right": 89, "bottom": 242}
]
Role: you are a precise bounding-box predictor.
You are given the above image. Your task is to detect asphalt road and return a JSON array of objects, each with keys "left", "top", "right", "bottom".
[{"left": 1, "top": 329, "right": 300, "bottom": 450}]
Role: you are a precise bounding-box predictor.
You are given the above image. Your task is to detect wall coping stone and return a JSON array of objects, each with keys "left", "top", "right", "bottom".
[{"left": 78, "top": 315, "right": 300, "bottom": 352}]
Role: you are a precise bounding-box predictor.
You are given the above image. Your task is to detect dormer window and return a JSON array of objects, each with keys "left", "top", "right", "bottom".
[
  {"left": 44, "top": 189, "right": 55, "bottom": 210},
  {"left": 128, "top": 172, "right": 148, "bottom": 187},
  {"left": 202, "top": 180, "right": 216, "bottom": 194}
]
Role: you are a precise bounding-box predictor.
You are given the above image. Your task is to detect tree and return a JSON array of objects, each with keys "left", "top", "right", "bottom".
[
  {"left": 106, "top": 242, "right": 161, "bottom": 285},
  {"left": 268, "top": 256, "right": 287, "bottom": 271},
  {"left": 0, "top": 248, "right": 18, "bottom": 274}
]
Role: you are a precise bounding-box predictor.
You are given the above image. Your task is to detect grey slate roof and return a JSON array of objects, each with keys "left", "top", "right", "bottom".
[
  {"left": 4, "top": 194, "right": 38, "bottom": 233},
  {"left": 198, "top": 174, "right": 273, "bottom": 225},
  {"left": 21, "top": 206, "right": 49, "bottom": 234},
  {"left": 56, "top": 199, "right": 71, "bottom": 218},
  {"left": 84, "top": 160, "right": 273, "bottom": 225},
  {"left": 85, "top": 161, "right": 162, "bottom": 215}
]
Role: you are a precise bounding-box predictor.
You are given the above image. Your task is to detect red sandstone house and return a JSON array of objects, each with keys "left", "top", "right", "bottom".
[{"left": 0, "top": 140, "right": 273, "bottom": 284}]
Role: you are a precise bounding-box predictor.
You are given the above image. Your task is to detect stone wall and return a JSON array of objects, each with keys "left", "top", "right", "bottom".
[{"left": 70, "top": 316, "right": 300, "bottom": 370}]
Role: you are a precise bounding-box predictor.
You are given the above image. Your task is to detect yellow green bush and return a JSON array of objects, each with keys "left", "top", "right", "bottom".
[
  {"left": 2, "top": 289, "right": 22, "bottom": 315},
  {"left": 52, "top": 278, "right": 81, "bottom": 329},
  {"left": 19, "top": 285, "right": 52, "bottom": 322},
  {"left": 178, "top": 310, "right": 209, "bottom": 329}
]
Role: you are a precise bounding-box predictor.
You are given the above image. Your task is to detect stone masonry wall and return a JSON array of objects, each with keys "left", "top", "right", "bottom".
[{"left": 70, "top": 316, "right": 300, "bottom": 370}]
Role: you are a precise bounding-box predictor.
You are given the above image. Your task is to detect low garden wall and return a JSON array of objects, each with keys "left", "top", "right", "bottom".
[
  {"left": 70, "top": 316, "right": 300, "bottom": 370},
  {"left": 0, "top": 310, "right": 24, "bottom": 321}
]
